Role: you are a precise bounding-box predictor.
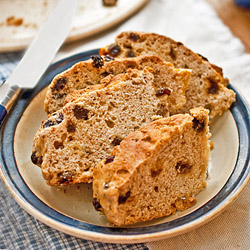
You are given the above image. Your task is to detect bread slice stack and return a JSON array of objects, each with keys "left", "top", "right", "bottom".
[
  {"left": 32, "top": 67, "right": 190, "bottom": 185},
  {"left": 93, "top": 107, "right": 210, "bottom": 226},
  {"left": 99, "top": 31, "right": 235, "bottom": 118},
  {"left": 31, "top": 31, "right": 236, "bottom": 225}
]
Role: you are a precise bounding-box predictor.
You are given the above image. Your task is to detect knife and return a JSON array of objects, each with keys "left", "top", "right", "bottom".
[{"left": 0, "top": 0, "right": 77, "bottom": 127}]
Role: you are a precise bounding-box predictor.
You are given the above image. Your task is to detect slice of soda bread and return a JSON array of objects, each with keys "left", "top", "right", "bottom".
[
  {"left": 32, "top": 68, "right": 189, "bottom": 185},
  {"left": 99, "top": 31, "right": 236, "bottom": 118},
  {"left": 44, "top": 55, "right": 191, "bottom": 115},
  {"left": 92, "top": 107, "right": 210, "bottom": 226}
]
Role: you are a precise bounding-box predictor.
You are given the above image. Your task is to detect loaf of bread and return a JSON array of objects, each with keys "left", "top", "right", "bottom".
[
  {"left": 92, "top": 107, "right": 210, "bottom": 226},
  {"left": 32, "top": 67, "right": 190, "bottom": 185},
  {"left": 44, "top": 55, "right": 190, "bottom": 115},
  {"left": 99, "top": 31, "right": 236, "bottom": 118}
]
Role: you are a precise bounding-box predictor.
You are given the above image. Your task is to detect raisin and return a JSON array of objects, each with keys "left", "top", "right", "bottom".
[
  {"left": 204, "top": 104, "right": 212, "bottom": 112},
  {"left": 107, "top": 44, "right": 121, "bottom": 57},
  {"left": 92, "top": 198, "right": 102, "bottom": 211},
  {"left": 111, "top": 137, "right": 123, "bottom": 146},
  {"left": 91, "top": 55, "right": 104, "bottom": 68},
  {"left": 44, "top": 113, "right": 63, "bottom": 128},
  {"left": 118, "top": 191, "right": 131, "bottom": 204},
  {"left": 192, "top": 117, "right": 205, "bottom": 132},
  {"left": 52, "top": 77, "right": 67, "bottom": 92},
  {"left": 58, "top": 171, "right": 74, "bottom": 184},
  {"left": 207, "top": 78, "right": 219, "bottom": 94},
  {"left": 171, "top": 202, "right": 176, "bottom": 208},
  {"left": 104, "top": 55, "right": 114, "bottom": 62},
  {"left": 155, "top": 87, "right": 171, "bottom": 97},
  {"left": 197, "top": 53, "right": 209, "bottom": 62},
  {"left": 105, "top": 119, "right": 115, "bottom": 128},
  {"left": 104, "top": 183, "right": 109, "bottom": 189},
  {"left": 31, "top": 151, "right": 43, "bottom": 165},
  {"left": 126, "top": 61, "right": 136, "bottom": 68},
  {"left": 154, "top": 186, "right": 159, "bottom": 192},
  {"left": 175, "top": 162, "right": 192, "bottom": 174},
  {"left": 54, "top": 141, "right": 64, "bottom": 149},
  {"left": 126, "top": 50, "right": 135, "bottom": 57},
  {"left": 105, "top": 155, "right": 115, "bottom": 164},
  {"left": 54, "top": 93, "right": 66, "bottom": 99},
  {"left": 67, "top": 121, "right": 76, "bottom": 132},
  {"left": 117, "top": 169, "right": 129, "bottom": 175},
  {"left": 156, "top": 104, "right": 168, "bottom": 116},
  {"left": 101, "top": 71, "right": 110, "bottom": 77},
  {"left": 43, "top": 120, "right": 55, "bottom": 128},
  {"left": 151, "top": 168, "right": 162, "bottom": 177},
  {"left": 55, "top": 112, "right": 64, "bottom": 124},
  {"left": 128, "top": 32, "right": 140, "bottom": 42},
  {"left": 124, "top": 44, "right": 132, "bottom": 49},
  {"left": 176, "top": 42, "right": 183, "bottom": 46},
  {"left": 169, "top": 47, "right": 176, "bottom": 60},
  {"left": 142, "top": 136, "right": 152, "bottom": 142},
  {"left": 73, "top": 105, "right": 89, "bottom": 120}
]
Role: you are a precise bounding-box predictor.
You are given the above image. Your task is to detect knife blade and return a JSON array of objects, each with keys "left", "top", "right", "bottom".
[{"left": 0, "top": 0, "right": 77, "bottom": 126}]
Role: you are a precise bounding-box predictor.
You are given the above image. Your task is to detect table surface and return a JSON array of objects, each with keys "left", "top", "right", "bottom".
[
  {"left": 207, "top": 0, "right": 250, "bottom": 52},
  {"left": 1, "top": 0, "right": 250, "bottom": 249}
]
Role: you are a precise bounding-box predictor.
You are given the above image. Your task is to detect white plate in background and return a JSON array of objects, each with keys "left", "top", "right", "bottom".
[{"left": 0, "top": 0, "right": 148, "bottom": 52}]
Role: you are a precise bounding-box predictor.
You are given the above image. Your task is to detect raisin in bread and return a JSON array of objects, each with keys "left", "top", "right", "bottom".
[
  {"left": 99, "top": 31, "right": 236, "bottom": 118},
  {"left": 92, "top": 107, "right": 210, "bottom": 226},
  {"left": 32, "top": 68, "right": 189, "bottom": 185},
  {"left": 44, "top": 55, "right": 191, "bottom": 115}
]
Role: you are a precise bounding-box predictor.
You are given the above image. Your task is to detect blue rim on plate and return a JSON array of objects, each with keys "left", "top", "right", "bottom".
[{"left": 0, "top": 50, "right": 250, "bottom": 243}]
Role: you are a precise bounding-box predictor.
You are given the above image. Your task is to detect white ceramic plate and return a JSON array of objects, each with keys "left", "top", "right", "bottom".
[
  {"left": 0, "top": 0, "right": 148, "bottom": 52},
  {"left": 0, "top": 50, "right": 249, "bottom": 243}
]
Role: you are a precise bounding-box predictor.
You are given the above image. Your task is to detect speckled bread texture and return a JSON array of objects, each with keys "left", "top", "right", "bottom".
[
  {"left": 99, "top": 31, "right": 236, "bottom": 118},
  {"left": 44, "top": 55, "right": 191, "bottom": 115},
  {"left": 32, "top": 68, "right": 189, "bottom": 186},
  {"left": 92, "top": 107, "right": 210, "bottom": 226}
]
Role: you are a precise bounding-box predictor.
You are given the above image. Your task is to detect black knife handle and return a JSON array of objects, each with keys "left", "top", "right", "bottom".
[{"left": 0, "top": 85, "right": 21, "bottom": 127}]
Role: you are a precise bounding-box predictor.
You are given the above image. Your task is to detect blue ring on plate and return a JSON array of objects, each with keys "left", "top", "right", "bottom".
[{"left": 0, "top": 49, "right": 250, "bottom": 236}]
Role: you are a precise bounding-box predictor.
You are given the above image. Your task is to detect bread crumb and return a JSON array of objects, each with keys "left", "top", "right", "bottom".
[
  {"left": 43, "top": 0, "right": 48, "bottom": 7},
  {"left": 6, "top": 16, "right": 23, "bottom": 26},
  {"left": 103, "top": 0, "right": 118, "bottom": 6},
  {"left": 210, "top": 141, "right": 214, "bottom": 150}
]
